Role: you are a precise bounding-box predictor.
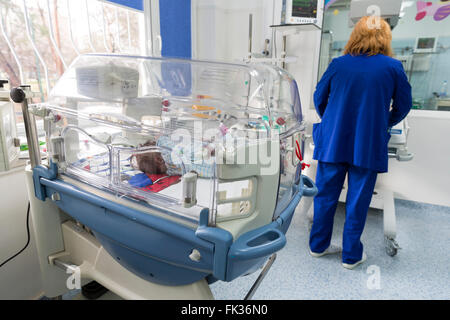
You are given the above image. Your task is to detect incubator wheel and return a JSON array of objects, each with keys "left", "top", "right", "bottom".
[
  {"left": 386, "top": 246, "right": 397, "bottom": 257},
  {"left": 385, "top": 237, "right": 400, "bottom": 257},
  {"left": 81, "top": 281, "right": 108, "bottom": 300}
]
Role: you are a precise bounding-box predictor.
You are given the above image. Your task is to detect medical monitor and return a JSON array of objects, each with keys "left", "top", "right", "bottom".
[
  {"left": 414, "top": 37, "right": 438, "bottom": 54},
  {"left": 282, "top": 0, "right": 324, "bottom": 25}
]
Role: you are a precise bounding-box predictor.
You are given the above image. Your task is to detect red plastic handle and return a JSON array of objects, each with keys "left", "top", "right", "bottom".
[{"left": 295, "top": 140, "right": 310, "bottom": 170}]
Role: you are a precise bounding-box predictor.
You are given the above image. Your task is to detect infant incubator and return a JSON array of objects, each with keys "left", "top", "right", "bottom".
[{"left": 14, "top": 54, "right": 317, "bottom": 299}]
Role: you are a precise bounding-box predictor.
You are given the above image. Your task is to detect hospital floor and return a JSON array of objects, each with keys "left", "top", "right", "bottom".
[
  {"left": 209, "top": 199, "right": 450, "bottom": 300},
  {"left": 63, "top": 199, "right": 450, "bottom": 300}
]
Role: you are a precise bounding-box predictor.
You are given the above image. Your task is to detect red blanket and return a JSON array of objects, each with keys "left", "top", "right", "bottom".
[{"left": 140, "top": 174, "right": 181, "bottom": 193}]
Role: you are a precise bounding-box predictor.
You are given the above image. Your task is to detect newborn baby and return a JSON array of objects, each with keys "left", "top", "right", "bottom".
[
  {"left": 134, "top": 140, "right": 168, "bottom": 175},
  {"left": 129, "top": 140, "right": 180, "bottom": 190},
  {"left": 133, "top": 136, "right": 215, "bottom": 179}
]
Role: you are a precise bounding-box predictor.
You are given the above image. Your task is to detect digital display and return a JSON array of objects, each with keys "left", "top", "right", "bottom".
[
  {"left": 292, "top": 0, "right": 318, "bottom": 18},
  {"left": 417, "top": 38, "right": 436, "bottom": 49}
]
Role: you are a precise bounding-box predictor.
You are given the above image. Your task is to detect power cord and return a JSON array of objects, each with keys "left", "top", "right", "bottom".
[{"left": 0, "top": 202, "right": 31, "bottom": 268}]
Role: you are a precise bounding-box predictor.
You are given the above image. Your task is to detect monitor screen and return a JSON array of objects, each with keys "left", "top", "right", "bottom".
[
  {"left": 416, "top": 37, "right": 436, "bottom": 50},
  {"left": 292, "top": 0, "right": 318, "bottom": 18}
]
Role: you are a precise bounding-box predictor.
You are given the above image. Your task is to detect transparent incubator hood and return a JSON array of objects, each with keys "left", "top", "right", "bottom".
[{"left": 40, "top": 54, "right": 305, "bottom": 229}]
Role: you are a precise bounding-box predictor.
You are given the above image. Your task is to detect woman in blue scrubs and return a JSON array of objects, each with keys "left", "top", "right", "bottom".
[{"left": 309, "top": 16, "right": 412, "bottom": 269}]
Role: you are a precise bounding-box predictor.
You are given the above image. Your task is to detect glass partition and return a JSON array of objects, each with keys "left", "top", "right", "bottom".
[{"left": 318, "top": 0, "right": 450, "bottom": 111}]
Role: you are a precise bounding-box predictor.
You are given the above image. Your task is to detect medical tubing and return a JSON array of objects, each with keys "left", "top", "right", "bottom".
[{"left": 0, "top": 202, "right": 31, "bottom": 268}]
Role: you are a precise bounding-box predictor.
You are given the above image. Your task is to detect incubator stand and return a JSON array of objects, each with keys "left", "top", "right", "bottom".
[{"left": 13, "top": 54, "right": 317, "bottom": 299}]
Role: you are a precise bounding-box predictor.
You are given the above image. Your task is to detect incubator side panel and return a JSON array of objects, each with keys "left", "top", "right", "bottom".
[{"left": 216, "top": 139, "right": 280, "bottom": 239}]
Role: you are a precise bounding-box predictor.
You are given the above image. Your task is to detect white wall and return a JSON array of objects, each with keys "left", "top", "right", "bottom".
[
  {"left": 377, "top": 110, "right": 450, "bottom": 207},
  {"left": 285, "top": 30, "right": 324, "bottom": 111},
  {"left": 193, "top": 0, "right": 324, "bottom": 110},
  {"left": 303, "top": 108, "right": 450, "bottom": 208},
  {"left": 0, "top": 166, "right": 43, "bottom": 299},
  {"left": 193, "top": 0, "right": 268, "bottom": 61}
]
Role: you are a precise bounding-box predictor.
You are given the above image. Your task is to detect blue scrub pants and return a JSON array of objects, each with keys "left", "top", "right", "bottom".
[{"left": 309, "top": 161, "right": 378, "bottom": 264}]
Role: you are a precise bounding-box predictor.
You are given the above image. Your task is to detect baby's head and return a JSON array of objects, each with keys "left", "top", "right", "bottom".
[{"left": 135, "top": 140, "right": 167, "bottom": 175}]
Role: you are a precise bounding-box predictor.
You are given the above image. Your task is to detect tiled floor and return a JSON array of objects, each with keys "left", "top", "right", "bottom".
[{"left": 210, "top": 199, "right": 450, "bottom": 300}]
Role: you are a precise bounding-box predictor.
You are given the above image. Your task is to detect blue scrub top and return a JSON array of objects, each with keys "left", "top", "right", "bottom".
[{"left": 312, "top": 54, "right": 412, "bottom": 173}]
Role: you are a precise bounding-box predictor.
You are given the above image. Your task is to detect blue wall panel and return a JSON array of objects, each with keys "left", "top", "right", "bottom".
[
  {"left": 105, "top": 0, "right": 143, "bottom": 11},
  {"left": 159, "top": 0, "right": 192, "bottom": 97},
  {"left": 159, "top": 0, "right": 192, "bottom": 58}
]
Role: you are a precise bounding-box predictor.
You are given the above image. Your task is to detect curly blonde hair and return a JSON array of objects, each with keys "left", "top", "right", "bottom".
[{"left": 344, "top": 16, "right": 393, "bottom": 57}]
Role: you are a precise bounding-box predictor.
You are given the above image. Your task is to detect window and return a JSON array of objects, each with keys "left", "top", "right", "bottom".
[
  {"left": 0, "top": 0, "right": 145, "bottom": 149},
  {"left": 0, "top": 0, "right": 144, "bottom": 102}
]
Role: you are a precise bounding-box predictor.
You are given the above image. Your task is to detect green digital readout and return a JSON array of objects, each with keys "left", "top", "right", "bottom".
[{"left": 292, "top": 0, "right": 318, "bottom": 18}]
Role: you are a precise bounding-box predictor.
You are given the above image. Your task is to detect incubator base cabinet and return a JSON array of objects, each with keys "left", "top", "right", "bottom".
[{"left": 15, "top": 54, "right": 317, "bottom": 299}]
